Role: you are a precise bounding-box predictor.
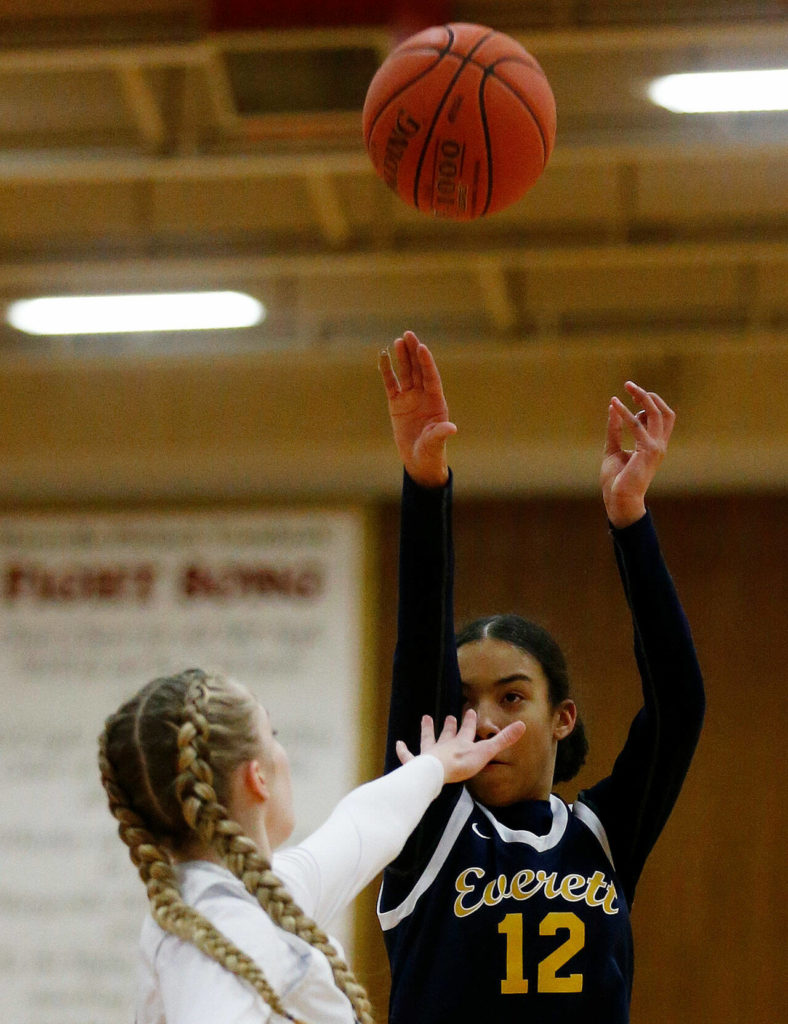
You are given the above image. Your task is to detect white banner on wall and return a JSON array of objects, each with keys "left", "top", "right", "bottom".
[{"left": 0, "top": 507, "right": 366, "bottom": 1024}]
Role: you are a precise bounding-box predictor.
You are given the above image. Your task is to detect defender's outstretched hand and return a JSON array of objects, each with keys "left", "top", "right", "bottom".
[
  {"left": 396, "top": 710, "right": 526, "bottom": 785},
  {"left": 379, "top": 330, "right": 457, "bottom": 488},
  {"left": 601, "top": 381, "right": 675, "bottom": 528}
]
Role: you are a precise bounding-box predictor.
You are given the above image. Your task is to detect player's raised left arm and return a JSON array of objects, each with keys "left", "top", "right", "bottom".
[{"left": 583, "top": 385, "right": 704, "bottom": 901}]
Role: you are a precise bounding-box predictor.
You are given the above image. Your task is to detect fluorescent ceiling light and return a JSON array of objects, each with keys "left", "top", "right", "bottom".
[
  {"left": 6, "top": 291, "right": 265, "bottom": 335},
  {"left": 648, "top": 69, "right": 788, "bottom": 113}
]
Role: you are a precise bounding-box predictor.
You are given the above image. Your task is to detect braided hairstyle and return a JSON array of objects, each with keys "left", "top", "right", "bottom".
[{"left": 99, "top": 668, "right": 374, "bottom": 1024}]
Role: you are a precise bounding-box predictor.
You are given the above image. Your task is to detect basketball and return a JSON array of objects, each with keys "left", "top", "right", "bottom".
[{"left": 362, "top": 22, "right": 556, "bottom": 220}]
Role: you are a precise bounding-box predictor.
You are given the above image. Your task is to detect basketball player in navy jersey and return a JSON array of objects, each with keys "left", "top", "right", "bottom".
[{"left": 377, "top": 331, "right": 705, "bottom": 1024}]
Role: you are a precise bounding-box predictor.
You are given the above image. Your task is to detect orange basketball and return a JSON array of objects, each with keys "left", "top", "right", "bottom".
[{"left": 362, "top": 23, "right": 556, "bottom": 220}]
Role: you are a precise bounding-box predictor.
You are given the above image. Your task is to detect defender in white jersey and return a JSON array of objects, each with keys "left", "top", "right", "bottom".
[{"left": 100, "top": 668, "right": 524, "bottom": 1023}]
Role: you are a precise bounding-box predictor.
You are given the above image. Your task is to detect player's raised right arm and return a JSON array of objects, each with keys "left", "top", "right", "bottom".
[
  {"left": 378, "top": 330, "right": 457, "bottom": 487},
  {"left": 380, "top": 333, "right": 463, "bottom": 776}
]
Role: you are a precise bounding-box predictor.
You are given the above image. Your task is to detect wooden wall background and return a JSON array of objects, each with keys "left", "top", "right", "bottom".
[{"left": 357, "top": 491, "right": 787, "bottom": 1024}]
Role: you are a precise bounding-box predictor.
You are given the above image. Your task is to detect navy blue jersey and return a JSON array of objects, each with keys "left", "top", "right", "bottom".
[{"left": 378, "top": 472, "right": 705, "bottom": 1024}]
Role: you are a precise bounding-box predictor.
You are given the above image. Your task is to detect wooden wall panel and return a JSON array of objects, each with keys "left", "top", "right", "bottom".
[
  {"left": 1, "top": 342, "right": 787, "bottom": 503},
  {"left": 360, "top": 492, "right": 787, "bottom": 1024}
]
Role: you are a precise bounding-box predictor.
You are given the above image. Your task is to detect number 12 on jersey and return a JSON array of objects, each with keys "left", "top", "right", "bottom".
[{"left": 499, "top": 911, "right": 585, "bottom": 994}]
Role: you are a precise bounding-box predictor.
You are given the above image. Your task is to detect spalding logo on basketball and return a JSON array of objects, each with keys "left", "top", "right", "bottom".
[{"left": 362, "top": 23, "right": 557, "bottom": 220}]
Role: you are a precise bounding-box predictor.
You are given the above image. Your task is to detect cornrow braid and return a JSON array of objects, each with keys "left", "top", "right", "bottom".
[{"left": 178, "top": 676, "right": 374, "bottom": 1024}]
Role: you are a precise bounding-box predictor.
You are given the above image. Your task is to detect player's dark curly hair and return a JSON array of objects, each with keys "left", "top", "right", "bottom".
[{"left": 456, "top": 614, "right": 588, "bottom": 783}]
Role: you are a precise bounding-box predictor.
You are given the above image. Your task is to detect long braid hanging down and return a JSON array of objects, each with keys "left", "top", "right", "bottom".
[
  {"left": 98, "top": 730, "right": 298, "bottom": 1018},
  {"left": 177, "top": 675, "right": 375, "bottom": 1024}
]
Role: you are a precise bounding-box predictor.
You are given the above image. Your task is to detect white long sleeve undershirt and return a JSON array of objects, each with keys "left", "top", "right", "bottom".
[
  {"left": 136, "top": 754, "right": 445, "bottom": 1024},
  {"left": 273, "top": 752, "right": 444, "bottom": 929}
]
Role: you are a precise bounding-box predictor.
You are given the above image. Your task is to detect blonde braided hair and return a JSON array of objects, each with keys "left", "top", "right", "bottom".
[
  {"left": 177, "top": 676, "right": 374, "bottom": 1024},
  {"left": 99, "top": 668, "right": 373, "bottom": 1024}
]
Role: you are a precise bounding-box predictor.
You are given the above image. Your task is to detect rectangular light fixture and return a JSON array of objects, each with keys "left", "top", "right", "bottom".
[
  {"left": 6, "top": 291, "right": 265, "bottom": 336},
  {"left": 648, "top": 68, "right": 788, "bottom": 113}
]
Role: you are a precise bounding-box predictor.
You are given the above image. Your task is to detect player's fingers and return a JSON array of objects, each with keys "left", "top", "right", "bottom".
[
  {"left": 404, "top": 331, "right": 424, "bottom": 391},
  {"left": 423, "top": 421, "right": 458, "bottom": 449},
  {"left": 479, "top": 721, "right": 526, "bottom": 759},
  {"left": 421, "top": 714, "right": 438, "bottom": 747},
  {"left": 648, "top": 390, "right": 674, "bottom": 418},
  {"left": 415, "top": 340, "right": 446, "bottom": 396},
  {"left": 378, "top": 348, "right": 401, "bottom": 397},
  {"left": 456, "top": 709, "right": 477, "bottom": 742},
  {"left": 436, "top": 714, "right": 459, "bottom": 743},
  {"left": 625, "top": 381, "right": 664, "bottom": 437},
  {"left": 647, "top": 391, "right": 676, "bottom": 441},
  {"left": 394, "top": 334, "right": 415, "bottom": 390},
  {"left": 604, "top": 400, "right": 624, "bottom": 455},
  {"left": 610, "top": 394, "right": 646, "bottom": 436},
  {"left": 395, "top": 739, "right": 415, "bottom": 765},
  {"left": 623, "top": 384, "right": 676, "bottom": 455},
  {"left": 624, "top": 382, "right": 659, "bottom": 417}
]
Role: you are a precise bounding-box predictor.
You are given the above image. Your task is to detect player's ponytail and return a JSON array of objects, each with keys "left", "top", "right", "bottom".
[{"left": 456, "top": 614, "right": 588, "bottom": 783}]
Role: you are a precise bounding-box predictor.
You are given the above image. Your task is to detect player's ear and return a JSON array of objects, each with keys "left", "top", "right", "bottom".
[
  {"left": 553, "top": 700, "right": 577, "bottom": 741},
  {"left": 241, "top": 759, "right": 269, "bottom": 802}
]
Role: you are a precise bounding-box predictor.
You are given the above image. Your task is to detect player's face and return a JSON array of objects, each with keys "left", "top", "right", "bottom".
[
  {"left": 458, "top": 638, "right": 575, "bottom": 806},
  {"left": 255, "top": 703, "right": 296, "bottom": 849}
]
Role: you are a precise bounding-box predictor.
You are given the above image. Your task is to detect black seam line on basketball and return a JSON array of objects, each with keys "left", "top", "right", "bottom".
[
  {"left": 485, "top": 60, "right": 548, "bottom": 158},
  {"left": 364, "top": 55, "right": 447, "bottom": 145},
  {"left": 467, "top": 53, "right": 543, "bottom": 75},
  {"left": 364, "top": 35, "right": 456, "bottom": 145},
  {"left": 412, "top": 28, "right": 496, "bottom": 213},
  {"left": 478, "top": 67, "right": 547, "bottom": 175},
  {"left": 448, "top": 51, "right": 549, "bottom": 148},
  {"left": 477, "top": 74, "right": 494, "bottom": 216}
]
